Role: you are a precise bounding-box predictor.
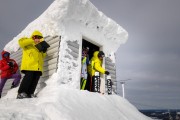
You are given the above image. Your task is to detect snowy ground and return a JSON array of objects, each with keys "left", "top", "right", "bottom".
[{"left": 0, "top": 74, "right": 152, "bottom": 120}]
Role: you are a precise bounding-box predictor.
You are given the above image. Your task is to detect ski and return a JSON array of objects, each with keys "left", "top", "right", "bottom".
[{"left": 80, "top": 78, "right": 87, "bottom": 90}]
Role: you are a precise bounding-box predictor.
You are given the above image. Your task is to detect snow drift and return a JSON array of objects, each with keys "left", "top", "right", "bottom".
[{"left": 0, "top": 74, "right": 151, "bottom": 120}]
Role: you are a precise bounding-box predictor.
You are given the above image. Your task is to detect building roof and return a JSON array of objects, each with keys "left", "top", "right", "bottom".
[{"left": 4, "top": 0, "right": 128, "bottom": 53}]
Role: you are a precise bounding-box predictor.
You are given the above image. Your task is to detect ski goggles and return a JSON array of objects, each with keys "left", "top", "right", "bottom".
[
  {"left": 33, "top": 35, "right": 43, "bottom": 39},
  {"left": 82, "top": 51, "right": 87, "bottom": 56},
  {"left": 101, "top": 55, "right": 105, "bottom": 57},
  {"left": 3, "top": 52, "right": 10, "bottom": 57},
  {"left": 98, "top": 54, "right": 105, "bottom": 58}
]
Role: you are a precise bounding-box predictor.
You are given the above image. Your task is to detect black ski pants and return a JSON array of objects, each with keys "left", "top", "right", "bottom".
[
  {"left": 18, "top": 71, "right": 41, "bottom": 95},
  {"left": 86, "top": 73, "right": 91, "bottom": 91}
]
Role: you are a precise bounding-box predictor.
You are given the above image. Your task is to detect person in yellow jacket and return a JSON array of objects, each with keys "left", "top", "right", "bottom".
[
  {"left": 17, "top": 30, "right": 47, "bottom": 99},
  {"left": 87, "top": 51, "right": 109, "bottom": 92}
]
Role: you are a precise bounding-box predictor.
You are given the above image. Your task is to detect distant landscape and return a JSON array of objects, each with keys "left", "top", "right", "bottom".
[{"left": 140, "top": 109, "right": 180, "bottom": 120}]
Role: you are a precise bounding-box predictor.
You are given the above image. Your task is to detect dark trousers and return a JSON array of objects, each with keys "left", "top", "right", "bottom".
[
  {"left": 18, "top": 71, "right": 41, "bottom": 95},
  {"left": 86, "top": 73, "right": 91, "bottom": 91}
]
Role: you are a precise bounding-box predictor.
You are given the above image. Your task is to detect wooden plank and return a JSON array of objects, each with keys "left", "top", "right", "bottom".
[
  {"left": 66, "top": 49, "right": 79, "bottom": 59},
  {"left": 47, "top": 36, "right": 60, "bottom": 45},
  {"left": 11, "top": 50, "right": 22, "bottom": 59},
  {"left": 105, "top": 61, "right": 115, "bottom": 66},
  {"left": 43, "top": 63, "right": 57, "bottom": 72},
  {"left": 45, "top": 36, "right": 59, "bottom": 42},
  {"left": 44, "top": 57, "right": 58, "bottom": 66},
  {"left": 70, "top": 52, "right": 79, "bottom": 59},
  {"left": 44, "top": 52, "right": 58, "bottom": 61},
  {"left": 47, "top": 46, "right": 59, "bottom": 55},
  {"left": 67, "top": 41, "right": 79, "bottom": 49},
  {"left": 42, "top": 69, "right": 56, "bottom": 78},
  {"left": 105, "top": 65, "right": 116, "bottom": 71},
  {"left": 13, "top": 56, "right": 22, "bottom": 62},
  {"left": 48, "top": 41, "right": 59, "bottom": 50},
  {"left": 68, "top": 45, "right": 79, "bottom": 54}
]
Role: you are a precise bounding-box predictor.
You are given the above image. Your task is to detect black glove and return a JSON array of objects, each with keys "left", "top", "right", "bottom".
[
  {"left": 105, "top": 71, "right": 110, "bottom": 75},
  {"left": 7, "top": 62, "right": 14, "bottom": 68}
]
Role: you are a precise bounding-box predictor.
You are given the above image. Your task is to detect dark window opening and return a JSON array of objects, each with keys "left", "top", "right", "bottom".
[
  {"left": 82, "top": 39, "right": 99, "bottom": 60},
  {"left": 80, "top": 39, "right": 100, "bottom": 90}
]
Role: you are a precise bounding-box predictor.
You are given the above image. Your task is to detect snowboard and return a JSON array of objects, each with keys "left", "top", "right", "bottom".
[
  {"left": 92, "top": 72, "right": 100, "bottom": 92},
  {"left": 107, "top": 75, "right": 112, "bottom": 95}
]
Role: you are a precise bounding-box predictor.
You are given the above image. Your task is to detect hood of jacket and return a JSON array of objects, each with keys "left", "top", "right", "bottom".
[
  {"left": 1, "top": 50, "right": 10, "bottom": 60},
  {"left": 30, "top": 30, "right": 44, "bottom": 42},
  {"left": 30, "top": 30, "right": 43, "bottom": 38},
  {"left": 92, "top": 51, "right": 99, "bottom": 59}
]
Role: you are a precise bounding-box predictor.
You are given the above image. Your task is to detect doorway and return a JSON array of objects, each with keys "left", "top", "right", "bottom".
[
  {"left": 80, "top": 39, "right": 100, "bottom": 90},
  {"left": 82, "top": 39, "right": 99, "bottom": 60}
]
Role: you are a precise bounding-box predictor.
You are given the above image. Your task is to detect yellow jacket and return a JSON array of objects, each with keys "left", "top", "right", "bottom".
[
  {"left": 19, "top": 30, "right": 46, "bottom": 74},
  {"left": 87, "top": 51, "right": 106, "bottom": 76}
]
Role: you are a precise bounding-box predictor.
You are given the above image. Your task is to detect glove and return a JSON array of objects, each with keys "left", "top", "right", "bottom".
[
  {"left": 105, "top": 71, "right": 110, "bottom": 75},
  {"left": 7, "top": 62, "right": 14, "bottom": 68}
]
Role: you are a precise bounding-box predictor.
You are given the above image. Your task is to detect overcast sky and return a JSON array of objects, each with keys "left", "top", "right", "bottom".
[{"left": 0, "top": 0, "right": 180, "bottom": 109}]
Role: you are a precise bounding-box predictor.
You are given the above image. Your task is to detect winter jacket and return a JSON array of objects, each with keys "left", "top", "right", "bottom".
[
  {"left": 19, "top": 30, "right": 46, "bottom": 75},
  {"left": 87, "top": 51, "right": 106, "bottom": 76},
  {"left": 0, "top": 51, "right": 18, "bottom": 79}
]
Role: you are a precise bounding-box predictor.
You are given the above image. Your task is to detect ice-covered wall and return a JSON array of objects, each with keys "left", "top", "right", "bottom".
[
  {"left": 53, "top": 0, "right": 128, "bottom": 89},
  {"left": 4, "top": 0, "right": 128, "bottom": 89}
]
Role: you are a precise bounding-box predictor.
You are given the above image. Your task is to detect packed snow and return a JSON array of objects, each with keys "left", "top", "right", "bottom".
[
  {"left": 1, "top": 0, "right": 151, "bottom": 119},
  {"left": 0, "top": 74, "right": 151, "bottom": 120}
]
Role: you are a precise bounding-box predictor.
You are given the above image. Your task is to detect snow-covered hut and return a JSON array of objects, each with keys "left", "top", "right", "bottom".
[{"left": 3, "top": 0, "right": 128, "bottom": 97}]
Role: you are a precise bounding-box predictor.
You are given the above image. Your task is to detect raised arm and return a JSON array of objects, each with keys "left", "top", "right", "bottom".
[{"left": 19, "top": 37, "right": 34, "bottom": 48}]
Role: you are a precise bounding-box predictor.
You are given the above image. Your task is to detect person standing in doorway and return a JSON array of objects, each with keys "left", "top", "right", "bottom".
[
  {"left": 0, "top": 51, "right": 21, "bottom": 98},
  {"left": 17, "top": 30, "right": 47, "bottom": 99},
  {"left": 87, "top": 51, "right": 109, "bottom": 92},
  {"left": 80, "top": 47, "right": 90, "bottom": 90}
]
